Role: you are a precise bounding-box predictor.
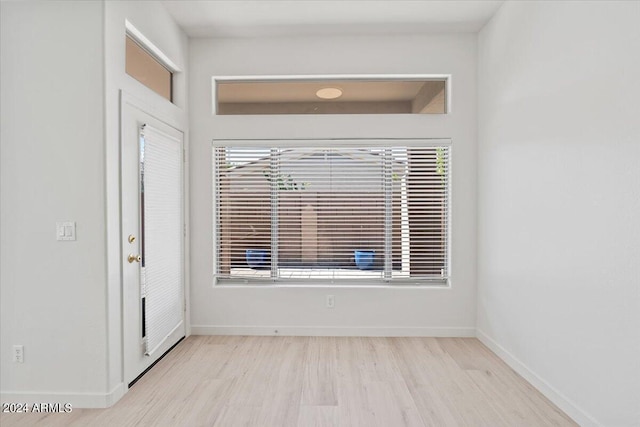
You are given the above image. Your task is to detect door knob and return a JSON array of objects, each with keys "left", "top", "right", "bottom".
[{"left": 128, "top": 254, "right": 142, "bottom": 263}]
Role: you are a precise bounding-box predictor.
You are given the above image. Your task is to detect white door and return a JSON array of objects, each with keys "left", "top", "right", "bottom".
[{"left": 121, "top": 97, "right": 186, "bottom": 386}]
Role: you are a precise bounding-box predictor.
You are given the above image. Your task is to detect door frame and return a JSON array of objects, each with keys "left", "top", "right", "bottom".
[{"left": 119, "top": 91, "right": 190, "bottom": 385}]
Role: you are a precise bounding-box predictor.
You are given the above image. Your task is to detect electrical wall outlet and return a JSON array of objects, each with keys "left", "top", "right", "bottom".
[
  {"left": 326, "top": 295, "right": 335, "bottom": 309},
  {"left": 13, "top": 345, "right": 24, "bottom": 363}
]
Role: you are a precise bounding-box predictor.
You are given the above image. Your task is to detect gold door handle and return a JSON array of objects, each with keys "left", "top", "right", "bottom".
[{"left": 128, "top": 254, "right": 142, "bottom": 263}]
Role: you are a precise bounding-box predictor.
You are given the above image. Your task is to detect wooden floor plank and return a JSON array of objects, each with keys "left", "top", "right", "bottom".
[
  {"left": 0, "top": 336, "right": 577, "bottom": 427},
  {"left": 297, "top": 406, "right": 339, "bottom": 427},
  {"left": 302, "top": 336, "right": 338, "bottom": 406}
]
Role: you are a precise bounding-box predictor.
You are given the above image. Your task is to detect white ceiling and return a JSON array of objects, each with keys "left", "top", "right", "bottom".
[{"left": 162, "top": 1, "right": 504, "bottom": 38}]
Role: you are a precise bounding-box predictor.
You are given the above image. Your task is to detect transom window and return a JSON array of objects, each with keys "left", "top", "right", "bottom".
[
  {"left": 213, "top": 140, "right": 450, "bottom": 285},
  {"left": 215, "top": 78, "right": 448, "bottom": 115},
  {"left": 125, "top": 35, "right": 173, "bottom": 101}
]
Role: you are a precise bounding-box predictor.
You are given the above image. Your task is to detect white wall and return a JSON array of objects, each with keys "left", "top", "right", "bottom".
[
  {"left": 189, "top": 34, "right": 478, "bottom": 335},
  {"left": 477, "top": 2, "right": 640, "bottom": 426},
  {"left": 0, "top": 0, "right": 188, "bottom": 408},
  {"left": 0, "top": 1, "right": 108, "bottom": 405}
]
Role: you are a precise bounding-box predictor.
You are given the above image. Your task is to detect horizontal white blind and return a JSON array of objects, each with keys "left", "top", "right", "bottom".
[
  {"left": 214, "top": 145, "right": 449, "bottom": 283},
  {"left": 141, "top": 125, "right": 183, "bottom": 355}
]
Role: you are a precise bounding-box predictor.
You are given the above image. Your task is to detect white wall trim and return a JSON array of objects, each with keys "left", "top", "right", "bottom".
[
  {"left": 125, "top": 20, "right": 181, "bottom": 73},
  {"left": 191, "top": 325, "right": 475, "bottom": 337},
  {"left": 119, "top": 91, "right": 189, "bottom": 385},
  {"left": 104, "top": 383, "right": 126, "bottom": 407},
  {"left": 476, "top": 329, "right": 601, "bottom": 427},
  {"left": 0, "top": 383, "right": 126, "bottom": 409}
]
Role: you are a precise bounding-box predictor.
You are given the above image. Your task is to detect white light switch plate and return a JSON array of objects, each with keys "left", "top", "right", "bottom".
[{"left": 56, "top": 221, "right": 76, "bottom": 241}]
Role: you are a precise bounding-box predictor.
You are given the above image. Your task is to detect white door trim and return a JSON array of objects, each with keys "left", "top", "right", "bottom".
[{"left": 119, "top": 91, "right": 189, "bottom": 387}]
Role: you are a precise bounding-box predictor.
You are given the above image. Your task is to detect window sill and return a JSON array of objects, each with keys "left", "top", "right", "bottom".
[{"left": 213, "top": 277, "right": 450, "bottom": 289}]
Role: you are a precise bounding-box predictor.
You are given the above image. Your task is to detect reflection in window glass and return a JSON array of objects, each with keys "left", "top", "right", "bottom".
[
  {"left": 125, "top": 36, "right": 172, "bottom": 102},
  {"left": 216, "top": 80, "right": 446, "bottom": 115}
]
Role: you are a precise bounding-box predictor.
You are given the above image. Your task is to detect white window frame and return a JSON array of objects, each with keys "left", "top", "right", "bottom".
[
  {"left": 212, "top": 138, "right": 451, "bottom": 287},
  {"left": 211, "top": 74, "right": 452, "bottom": 115},
  {"left": 125, "top": 20, "right": 181, "bottom": 73}
]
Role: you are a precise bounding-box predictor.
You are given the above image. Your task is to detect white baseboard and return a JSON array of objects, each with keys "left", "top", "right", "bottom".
[
  {"left": 191, "top": 325, "right": 476, "bottom": 337},
  {"left": 105, "top": 383, "right": 126, "bottom": 407},
  {"left": 1, "top": 383, "right": 126, "bottom": 409},
  {"left": 476, "top": 329, "right": 600, "bottom": 427}
]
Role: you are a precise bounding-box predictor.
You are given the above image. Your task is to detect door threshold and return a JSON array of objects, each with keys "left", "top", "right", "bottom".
[{"left": 128, "top": 336, "right": 186, "bottom": 388}]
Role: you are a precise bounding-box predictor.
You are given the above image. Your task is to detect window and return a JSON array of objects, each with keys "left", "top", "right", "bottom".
[
  {"left": 215, "top": 79, "right": 447, "bottom": 115},
  {"left": 125, "top": 35, "right": 173, "bottom": 101},
  {"left": 213, "top": 141, "right": 450, "bottom": 285}
]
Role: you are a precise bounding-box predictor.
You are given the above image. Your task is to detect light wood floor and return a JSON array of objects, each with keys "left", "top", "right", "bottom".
[{"left": 1, "top": 336, "right": 576, "bottom": 427}]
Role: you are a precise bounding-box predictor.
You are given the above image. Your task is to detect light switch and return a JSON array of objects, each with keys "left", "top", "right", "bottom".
[{"left": 56, "top": 222, "right": 76, "bottom": 241}]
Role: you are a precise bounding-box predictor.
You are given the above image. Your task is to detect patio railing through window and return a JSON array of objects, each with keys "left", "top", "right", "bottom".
[{"left": 214, "top": 142, "right": 450, "bottom": 284}]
